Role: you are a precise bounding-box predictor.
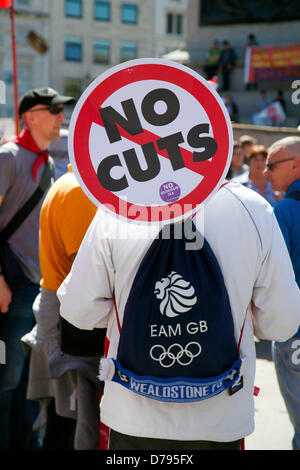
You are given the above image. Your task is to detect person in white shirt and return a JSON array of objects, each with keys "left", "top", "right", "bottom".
[{"left": 57, "top": 181, "right": 300, "bottom": 450}]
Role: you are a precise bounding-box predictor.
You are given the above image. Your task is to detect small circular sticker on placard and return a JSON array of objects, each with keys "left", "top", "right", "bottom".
[{"left": 159, "top": 182, "right": 181, "bottom": 202}]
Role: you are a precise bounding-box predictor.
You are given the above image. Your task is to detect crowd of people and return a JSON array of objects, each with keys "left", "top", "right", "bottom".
[
  {"left": 226, "top": 135, "right": 281, "bottom": 206},
  {"left": 0, "top": 85, "right": 299, "bottom": 451},
  {"left": 203, "top": 35, "right": 289, "bottom": 126}
]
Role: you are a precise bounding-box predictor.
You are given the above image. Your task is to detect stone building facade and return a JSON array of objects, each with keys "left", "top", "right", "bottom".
[
  {"left": 0, "top": 0, "right": 188, "bottom": 120},
  {"left": 49, "top": 0, "right": 187, "bottom": 116}
]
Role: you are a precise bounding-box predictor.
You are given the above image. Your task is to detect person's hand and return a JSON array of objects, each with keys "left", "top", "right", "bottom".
[{"left": 0, "top": 275, "right": 12, "bottom": 314}]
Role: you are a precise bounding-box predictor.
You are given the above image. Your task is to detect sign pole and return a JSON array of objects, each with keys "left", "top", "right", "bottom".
[{"left": 10, "top": 0, "right": 20, "bottom": 136}]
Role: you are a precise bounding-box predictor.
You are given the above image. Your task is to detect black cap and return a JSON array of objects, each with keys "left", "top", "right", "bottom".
[{"left": 18, "top": 87, "right": 75, "bottom": 115}]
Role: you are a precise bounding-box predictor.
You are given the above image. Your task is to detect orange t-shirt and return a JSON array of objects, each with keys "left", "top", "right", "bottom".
[{"left": 39, "top": 166, "right": 97, "bottom": 291}]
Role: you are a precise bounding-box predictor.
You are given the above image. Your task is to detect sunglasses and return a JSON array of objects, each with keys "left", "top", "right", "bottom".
[
  {"left": 265, "top": 157, "right": 295, "bottom": 171},
  {"left": 29, "top": 105, "right": 64, "bottom": 115}
]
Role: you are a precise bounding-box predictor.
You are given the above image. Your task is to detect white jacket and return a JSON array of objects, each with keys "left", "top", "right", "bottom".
[{"left": 57, "top": 182, "right": 300, "bottom": 442}]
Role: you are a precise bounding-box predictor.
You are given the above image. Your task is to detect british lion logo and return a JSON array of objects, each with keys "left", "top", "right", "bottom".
[{"left": 154, "top": 271, "right": 197, "bottom": 318}]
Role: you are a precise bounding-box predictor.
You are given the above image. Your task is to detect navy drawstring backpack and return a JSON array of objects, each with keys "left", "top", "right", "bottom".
[{"left": 100, "top": 219, "right": 245, "bottom": 403}]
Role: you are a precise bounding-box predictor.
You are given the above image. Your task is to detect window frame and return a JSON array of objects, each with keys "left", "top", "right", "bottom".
[
  {"left": 166, "top": 12, "right": 184, "bottom": 36},
  {"left": 94, "top": 0, "right": 110, "bottom": 22},
  {"left": 120, "top": 40, "right": 137, "bottom": 62},
  {"left": 65, "top": 36, "right": 83, "bottom": 62},
  {"left": 17, "top": 0, "right": 30, "bottom": 6},
  {"left": 65, "top": 0, "right": 82, "bottom": 18},
  {"left": 121, "top": 3, "right": 138, "bottom": 24},
  {"left": 64, "top": 77, "right": 83, "bottom": 101},
  {"left": 93, "top": 38, "right": 110, "bottom": 64}
]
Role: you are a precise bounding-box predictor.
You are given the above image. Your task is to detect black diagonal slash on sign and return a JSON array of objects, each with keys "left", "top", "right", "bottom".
[{"left": 96, "top": 87, "right": 218, "bottom": 192}]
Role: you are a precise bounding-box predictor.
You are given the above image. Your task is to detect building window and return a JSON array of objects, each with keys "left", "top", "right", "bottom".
[
  {"left": 0, "top": 105, "right": 13, "bottom": 119},
  {"left": 120, "top": 41, "right": 137, "bottom": 62},
  {"left": 65, "top": 36, "right": 82, "bottom": 61},
  {"left": 65, "top": 0, "right": 82, "bottom": 18},
  {"left": 176, "top": 14, "right": 183, "bottom": 35},
  {"left": 166, "top": 13, "right": 183, "bottom": 35},
  {"left": 64, "top": 77, "right": 83, "bottom": 100},
  {"left": 4, "top": 71, "right": 13, "bottom": 85},
  {"left": 18, "top": 64, "right": 32, "bottom": 96},
  {"left": 16, "top": 28, "right": 28, "bottom": 44},
  {"left": 121, "top": 3, "right": 138, "bottom": 24},
  {"left": 93, "top": 39, "right": 110, "bottom": 64},
  {"left": 17, "top": 0, "right": 30, "bottom": 6},
  {"left": 94, "top": 1, "right": 110, "bottom": 21}
]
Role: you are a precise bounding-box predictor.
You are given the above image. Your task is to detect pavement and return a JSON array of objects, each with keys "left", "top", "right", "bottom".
[{"left": 245, "top": 339, "right": 294, "bottom": 451}]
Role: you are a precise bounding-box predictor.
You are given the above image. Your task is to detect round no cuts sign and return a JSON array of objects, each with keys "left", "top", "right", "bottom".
[{"left": 68, "top": 58, "right": 233, "bottom": 224}]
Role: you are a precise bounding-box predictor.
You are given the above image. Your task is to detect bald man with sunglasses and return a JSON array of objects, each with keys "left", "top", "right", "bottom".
[
  {"left": 264, "top": 136, "right": 300, "bottom": 450},
  {"left": 0, "top": 87, "right": 75, "bottom": 449}
]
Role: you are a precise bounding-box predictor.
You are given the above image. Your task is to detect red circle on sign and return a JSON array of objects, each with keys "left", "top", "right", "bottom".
[{"left": 70, "top": 60, "right": 232, "bottom": 223}]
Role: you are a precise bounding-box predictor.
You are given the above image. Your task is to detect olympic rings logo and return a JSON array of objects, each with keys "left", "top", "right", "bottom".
[{"left": 150, "top": 342, "right": 201, "bottom": 368}]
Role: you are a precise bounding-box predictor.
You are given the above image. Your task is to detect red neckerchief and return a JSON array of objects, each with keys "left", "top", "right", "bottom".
[{"left": 6, "top": 128, "right": 49, "bottom": 183}]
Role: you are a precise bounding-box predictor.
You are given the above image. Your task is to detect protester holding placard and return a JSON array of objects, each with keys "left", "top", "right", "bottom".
[
  {"left": 58, "top": 182, "right": 300, "bottom": 450},
  {"left": 56, "top": 59, "right": 300, "bottom": 450}
]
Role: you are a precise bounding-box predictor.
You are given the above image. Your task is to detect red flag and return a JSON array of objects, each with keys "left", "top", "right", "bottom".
[{"left": 0, "top": 0, "right": 12, "bottom": 8}]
